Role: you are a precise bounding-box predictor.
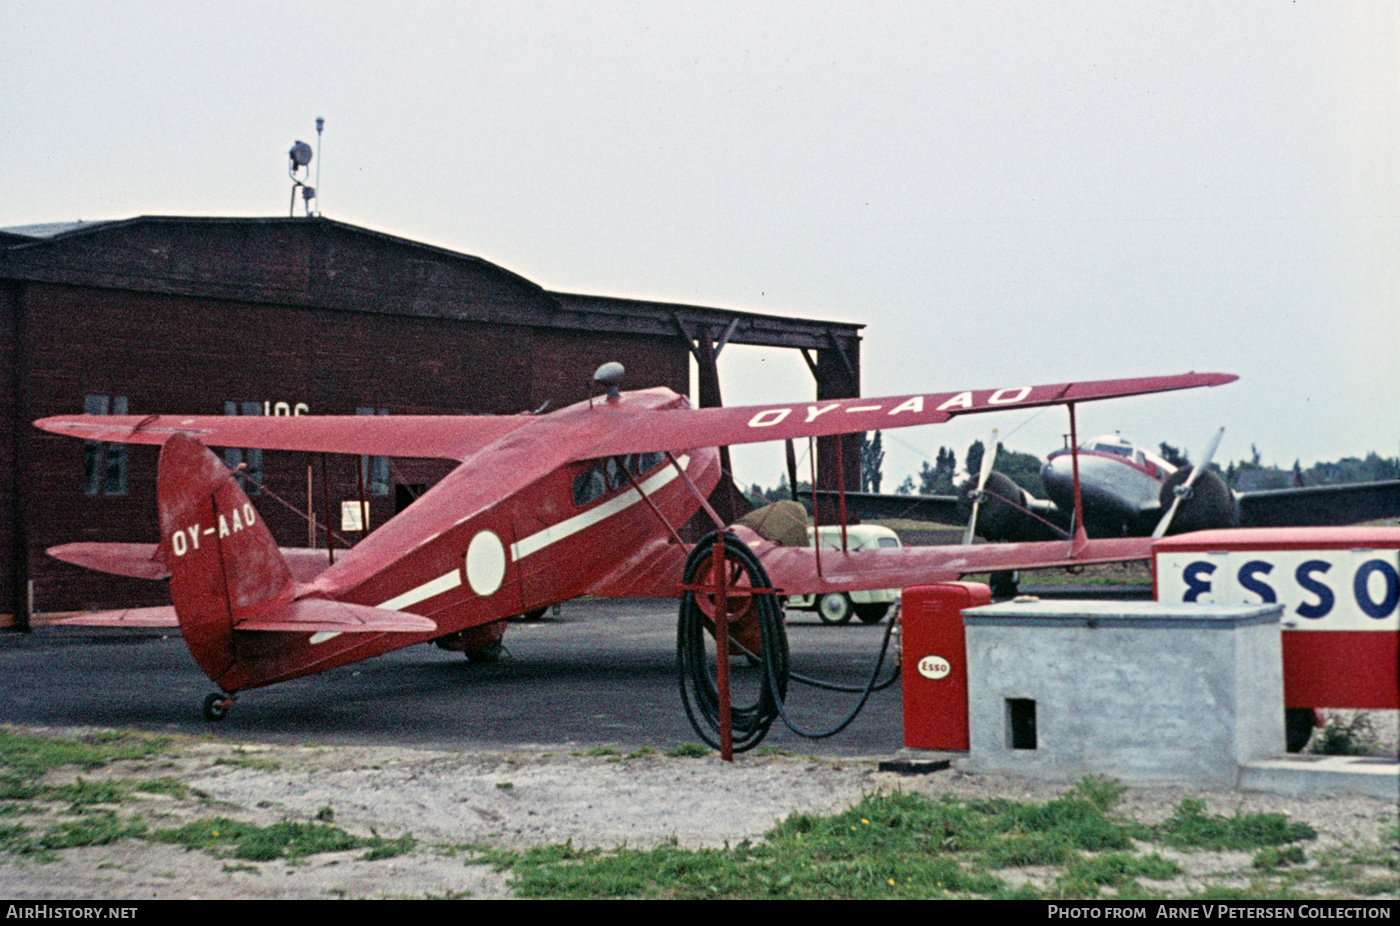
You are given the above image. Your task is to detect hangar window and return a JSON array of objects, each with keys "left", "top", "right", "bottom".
[
  {"left": 223, "top": 401, "right": 264, "bottom": 491},
  {"left": 356, "top": 407, "right": 390, "bottom": 495},
  {"left": 82, "top": 394, "right": 128, "bottom": 495}
]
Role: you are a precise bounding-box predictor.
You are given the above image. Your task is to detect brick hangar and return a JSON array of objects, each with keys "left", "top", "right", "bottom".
[{"left": 0, "top": 216, "right": 863, "bottom": 624}]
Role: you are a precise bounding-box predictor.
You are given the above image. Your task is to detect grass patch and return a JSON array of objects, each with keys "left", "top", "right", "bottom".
[
  {"left": 1053, "top": 852, "right": 1179, "bottom": 899},
  {"left": 0, "top": 729, "right": 170, "bottom": 782},
  {"left": 1158, "top": 797, "right": 1317, "bottom": 851},
  {"left": 151, "top": 815, "right": 415, "bottom": 862},
  {"left": 475, "top": 776, "right": 1375, "bottom": 900},
  {"left": 666, "top": 743, "right": 711, "bottom": 758},
  {"left": 480, "top": 785, "right": 1151, "bottom": 899}
]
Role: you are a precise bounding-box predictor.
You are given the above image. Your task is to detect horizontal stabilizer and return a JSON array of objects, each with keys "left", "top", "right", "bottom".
[
  {"left": 49, "top": 543, "right": 169, "bottom": 580},
  {"left": 49, "top": 542, "right": 335, "bottom": 584},
  {"left": 56, "top": 607, "right": 179, "bottom": 627},
  {"left": 233, "top": 598, "right": 437, "bottom": 634}
]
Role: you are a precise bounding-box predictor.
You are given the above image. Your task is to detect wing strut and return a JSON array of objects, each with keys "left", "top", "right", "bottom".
[
  {"left": 618, "top": 457, "right": 688, "bottom": 547},
  {"left": 665, "top": 452, "right": 727, "bottom": 532},
  {"left": 1067, "top": 402, "right": 1090, "bottom": 556},
  {"left": 808, "top": 437, "right": 823, "bottom": 578}
]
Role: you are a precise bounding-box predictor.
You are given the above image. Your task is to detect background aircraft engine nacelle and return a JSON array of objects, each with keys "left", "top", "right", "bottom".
[
  {"left": 956, "top": 472, "right": 1037, "bottom": 542},
  {"left": 1157, "top": 466, "right": 1237, "bottom": 534}
]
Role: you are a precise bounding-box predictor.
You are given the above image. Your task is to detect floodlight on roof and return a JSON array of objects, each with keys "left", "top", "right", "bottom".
[{"left": 289, "top": 141, "right": 313, "bottom": 169}]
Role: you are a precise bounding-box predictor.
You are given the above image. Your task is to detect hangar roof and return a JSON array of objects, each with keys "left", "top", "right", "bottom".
[{"left": 0, "top": 215, "right": 861, "bottom": 353}]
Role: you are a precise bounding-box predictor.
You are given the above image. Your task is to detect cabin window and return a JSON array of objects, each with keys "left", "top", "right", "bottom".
[
  {"left": 356, "top": 407, "right": 390, "bottom": 495},
  {"left": 82, "top": 394, "right": 127, "bottom": 495},
  {"left": 571, "top": 453, "right": 668, "bottom": 507},
  {"left": 223, "top": 401, "right": 264, "bottom": 491},
  {"left": 572, "top": 467, "right": 607, "bottom": 507}
]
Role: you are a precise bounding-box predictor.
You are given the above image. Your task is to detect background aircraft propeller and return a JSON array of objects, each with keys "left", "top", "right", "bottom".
[
  {"left": 1152, "top": 427, "right": 1225, "bottom": 538},
  {"left": 962, "top": 429, "right": 999, "bottom": 545}
]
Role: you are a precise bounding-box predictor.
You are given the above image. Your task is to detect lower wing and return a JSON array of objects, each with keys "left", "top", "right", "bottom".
[
  {"left": 747, "top": 528, "right": 1152, "bottom": 596},
  {"left": 582, "top": 526, "right": 1153, "bottom": 599}
]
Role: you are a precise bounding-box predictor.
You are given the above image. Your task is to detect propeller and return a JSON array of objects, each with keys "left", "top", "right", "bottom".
[
  {"left": 1152, "top": 427, "right": 1225, "bottom": 538},
  {"left": 962, "top": 429, "right": 999, "bottom": 545}
]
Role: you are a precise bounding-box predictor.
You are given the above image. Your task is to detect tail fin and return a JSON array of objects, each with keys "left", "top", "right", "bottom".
[{"left": 158, "top": 432, "right": 294, "bottom": 687}]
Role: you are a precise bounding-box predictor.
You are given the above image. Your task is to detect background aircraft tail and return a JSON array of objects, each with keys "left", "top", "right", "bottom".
[{"left": 157, "top": 432, "right": 295, "bottom": 687}]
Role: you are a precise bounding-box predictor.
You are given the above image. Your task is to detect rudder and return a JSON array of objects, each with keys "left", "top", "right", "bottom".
[{"left": 158, "top": 432, "right": 294, "bottom": 688}]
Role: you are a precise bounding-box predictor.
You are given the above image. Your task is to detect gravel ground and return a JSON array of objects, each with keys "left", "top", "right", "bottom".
[{"left": 0, "top": 718, "right": 1395, "bottom": 901}]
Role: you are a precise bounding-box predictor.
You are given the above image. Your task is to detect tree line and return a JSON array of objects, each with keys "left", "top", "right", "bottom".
[{"left": 749, "top": 432, "right": 1399, "bottom": 502}]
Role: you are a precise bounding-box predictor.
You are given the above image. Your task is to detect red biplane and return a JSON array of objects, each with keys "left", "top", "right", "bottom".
[{"left": 35, "top": 367, "right": 1235, "bottom": 730}]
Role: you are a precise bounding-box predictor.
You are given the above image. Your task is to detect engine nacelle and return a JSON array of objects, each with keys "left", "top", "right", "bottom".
[
  {"left": 1157, "top": 466, "right": 1238, "bottom": 534},
  {"left": 957, "top": 471, "right": 1041, "bottom": 542}
]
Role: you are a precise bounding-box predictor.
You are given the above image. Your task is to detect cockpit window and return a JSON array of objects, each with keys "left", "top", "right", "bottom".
[{"left": 572, "top": 453, "right": 670, "bottom": 507}]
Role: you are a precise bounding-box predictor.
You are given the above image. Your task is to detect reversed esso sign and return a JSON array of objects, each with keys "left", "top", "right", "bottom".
[
  {"left": 1153, "top": 528, "right": 1400, "bottom": 709},
  {"left": 1155, "top": 547, "right": 1399, "bottom": 632}
]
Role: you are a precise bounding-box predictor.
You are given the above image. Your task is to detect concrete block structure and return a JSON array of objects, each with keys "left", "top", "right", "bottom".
[{"left": 957, "top": 598, "right": 1285, "bottom": 786}]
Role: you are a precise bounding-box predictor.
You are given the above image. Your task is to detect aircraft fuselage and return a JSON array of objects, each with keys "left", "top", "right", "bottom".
[{"left": 1042, "top": 436, "right": 1174, "bottom": 534}]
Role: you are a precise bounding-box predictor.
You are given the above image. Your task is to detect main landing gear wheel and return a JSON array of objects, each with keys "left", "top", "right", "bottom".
[
  {"left": 203, "top": 693, "right": 233, "bottom": 722},
  {"left": 465, "top": 641, "right": 504, "bottom": 664},
  {"left": 817, "top": 593, "right": 854, "bottom": 625}
]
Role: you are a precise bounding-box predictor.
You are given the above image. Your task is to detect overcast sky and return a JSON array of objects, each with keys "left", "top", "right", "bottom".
[{"left": 3, "top": 1, "right": 1396, "bottom": 489}]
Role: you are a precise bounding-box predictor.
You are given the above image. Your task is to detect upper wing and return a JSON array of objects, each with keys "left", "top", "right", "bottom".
[
  {"left": 1237, "top": 480, "right": 1400, "bottom": 528},
  {"left": 573, "top": 372, "right": 1237, "bottom": 459},
  {"left": 35, "top": 373, "right": 1233, "bottom": 463},
  {"left": 33, "top": 413, "right": 535, "bottom": 461}
]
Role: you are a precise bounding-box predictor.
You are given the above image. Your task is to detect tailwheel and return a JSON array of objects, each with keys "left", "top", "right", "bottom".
[{"left": 202, "top": 692, "right": 235, "bottom": 722}]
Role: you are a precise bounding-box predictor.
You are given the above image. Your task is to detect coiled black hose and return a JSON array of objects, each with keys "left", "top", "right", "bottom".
[
  {"left": 677, "top": 531, "right": 900, "bottom": 751},
  {"left": 677, "top": 531, "right": 789, "bottom": 752}
]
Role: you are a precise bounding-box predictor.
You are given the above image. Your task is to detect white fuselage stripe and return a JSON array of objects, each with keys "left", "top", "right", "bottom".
[
  {"left": 509, "top": 455, "right": 688, "bottom": 562},
  {"left": 377, "top": 570, "right": 462, "bottom": 611}
]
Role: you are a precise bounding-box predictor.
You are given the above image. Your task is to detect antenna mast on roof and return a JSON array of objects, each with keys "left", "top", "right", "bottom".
[{"left": 287, "top": 117, "right": 323, "bottom": 217}]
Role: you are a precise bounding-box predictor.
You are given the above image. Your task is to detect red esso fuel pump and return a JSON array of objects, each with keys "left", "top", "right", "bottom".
[{"left": 900, "top": 582, "right": 992, "bottom": 751}]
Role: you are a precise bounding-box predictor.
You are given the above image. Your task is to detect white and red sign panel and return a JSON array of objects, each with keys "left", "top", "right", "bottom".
[{"left": 1154, "top": 527, "right": 1399, "bottom": 709}]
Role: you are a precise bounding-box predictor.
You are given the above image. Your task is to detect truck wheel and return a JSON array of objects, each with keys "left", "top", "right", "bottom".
[{"left": 817, "top": 593, "right": 854, "bottom": 625}]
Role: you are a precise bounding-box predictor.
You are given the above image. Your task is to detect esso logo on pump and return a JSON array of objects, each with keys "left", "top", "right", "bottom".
[
  {"left": 917, "top": 655, "right": 952, "bottom": 680},
  {"left": 1156, "top": 548, "right": 1400, "bottom": 631}
]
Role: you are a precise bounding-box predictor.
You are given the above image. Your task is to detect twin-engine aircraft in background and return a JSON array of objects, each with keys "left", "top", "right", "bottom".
[
  {"left": 36, "top": 366, "right": 1234, "bottom": 721},
  {"left": 830, "top": 432, "right": 1400, "bottom": 544}
]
